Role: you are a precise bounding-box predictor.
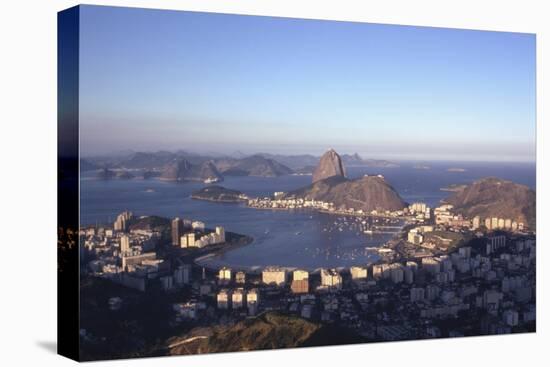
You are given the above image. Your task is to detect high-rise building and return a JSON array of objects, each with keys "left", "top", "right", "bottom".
[
  {"left": 458, "top": 247, "right": 471, "bottom": 259},
  {"left": 350, "top": 266, "right": 368, "bottom": 281},
  {"left": 321, "top": 268, "right": 342, "bottom": 289},
  {"left": 232, "top": 288, "right": 244, "bottom": 308},
  {"left": 181, "top": 232, "right": 195, "bottom": 248},
  {"left": 483, "top": 290, "right": 503, "bottom": 313},
  {"left": 503, "top": 310, "right": 519, "bottom": 326},
  {"left": 246, "top": 289, "right": 259, "bottom": 307},
  {"left": 504, "top": 219, "right": 512, "bottom": 229},
  {"left": 262, "top": 267, "right": 286, "bottom": 286},
  {"left": 486, "top": 235, "right": 506, "bottom": 255},
  {"left": 171, "top": 218, "right": 183, "bottom": 246},
  {"left": 215, "top": 226, "right": 226, "bottom": 243},
  {"left": 218, "top": 267, "right": 232, "bottom": 284},
  {"left": 248, "top": 301, "right": 258, "bottom": 316},
  {"left": 114, "top": 211, "right": 133, "bottom": 232},
  {"left": 160, "top": 275, "right": 174, "bottom": 291},
  {"left": 291, "top": 279, "right": 309, "bottom": 294},
  {"left": 373, "top": 264, "right": 391, "bottom": 280},
  {"left": 408, "top": 230, "right": 423, "bottom": 245},
  {"left": 422, "top": 257, "right": 441, "bottom": 275},
  {"left": 293, "top": 269, "right": 309, "bottom": 281},
  {"left": 426, "top": 284, "right": 440, "bottom": 301},
  {"left": 410, "top": 202, "right": 427, "bottom": 213},
  {"left": 235, "top": 271, "right": 246, "bottom": 284},
  {"left": 217, "top": 289, "right": 230, "bottom": 309},
  {"left": 410, "top": 287, "right": 425, "bottom": 302},
  {"left": 404, "top": 267, "right": 414, "bottom": 284},
  {"left": 406, "top": 261, "right": 419, "bottom": 273},
  {"left": 120, "top": 235, "right": 131, "bottom": 255},
  {"left": 372, "top": 264, "right": 383, "bottom": 279},
  {"left": 390, "top": 263, "right": 404, "bottom": 283},
  {"left": 472, "top": 216, "right": 480, "bottom": 230},
  {"left": 174, "top": 264, "right": 192, "bottom": 285}
]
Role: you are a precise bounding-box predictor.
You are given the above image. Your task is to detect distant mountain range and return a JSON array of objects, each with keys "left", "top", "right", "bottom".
[
  {"left": 83, "top": 150, "right": 398, "bottom": 181},
  {"left": 84, "top": 150, "right": 398, "bottom": 174},
  {"left": 341, "top": 153, "right": 400, "bottom": 168},
  {"left": 258, "top": 152, "right": 399, "bottom": 171},
  {"left": 213, "top": 155, "right": 293, "bottom": 177},
  {"left": 160, "top": 159, "right": 223, "bottom": 182},
  {"left": 443, "top": 177, "right": 536, "bottom": 229}
]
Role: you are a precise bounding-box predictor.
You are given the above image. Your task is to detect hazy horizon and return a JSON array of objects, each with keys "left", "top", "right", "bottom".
[
  {"left": 79, "top": 6, "right": 536, "bottom": 163},
  {"left": 81, "top": 146, "right": 536, "bottom": 165}
]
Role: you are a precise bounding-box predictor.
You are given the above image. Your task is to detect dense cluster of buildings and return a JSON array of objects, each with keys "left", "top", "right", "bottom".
[
  {"left": 189, "top": 232, "right": 535, "bottom": 340},
  {"left": 431, "top": 204, "right": 526, "bottom": 232},
  {"left": 402, "top": 203, "right": 529, "bottom": 258},
  {"left": 80, "top": 212, "right": 227, "bottom": 292},
  {"left": 164, "top": 196, "right": 535, "bottom": 339},
  {"left": 408, "top": 202, "right": 431, "bottom": 221},
  {"left": 248, "top": 197, "right": 334, "bottom": 211},
  {"left": 248, "top": 195, "right": 408, "bottom": 218},
  {"left": 81, "top": 202, "right": 535, "bottom": 343},
  {"left": 172, "top": 217, "right": 226, "bottom": 248}
]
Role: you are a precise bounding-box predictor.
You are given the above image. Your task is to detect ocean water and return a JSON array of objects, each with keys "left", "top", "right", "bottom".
[{"left": 80, "top": 161, "right": 535, "bottom": 270}]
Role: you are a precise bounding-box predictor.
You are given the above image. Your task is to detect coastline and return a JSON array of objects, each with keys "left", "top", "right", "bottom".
[{"left": 190, "top": 195, "right": 247, "bottom": 204}]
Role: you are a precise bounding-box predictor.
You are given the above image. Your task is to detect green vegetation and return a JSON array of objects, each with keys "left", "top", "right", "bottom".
[{"left": 168, "top": 312, "right": 364, "bottom": 355}]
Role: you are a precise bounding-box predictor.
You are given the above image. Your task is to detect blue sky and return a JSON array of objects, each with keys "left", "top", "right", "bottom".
[{"left": 79, "top": 5, "right": 536, "bottom": 161}]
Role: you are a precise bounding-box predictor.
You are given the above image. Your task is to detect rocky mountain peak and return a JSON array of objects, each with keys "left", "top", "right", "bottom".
[{"left": 312, "top": 149, "right": 346, "bottom": 183}]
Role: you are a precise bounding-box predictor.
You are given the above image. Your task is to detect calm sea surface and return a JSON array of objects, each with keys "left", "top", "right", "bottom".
[{"left": 80, "top": 161, "right": 535, "bottom": 270}]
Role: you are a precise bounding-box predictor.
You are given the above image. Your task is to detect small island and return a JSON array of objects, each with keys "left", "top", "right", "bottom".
[
  {"left": 440, "top": 183, "right": 468, "bottom": 192},
  {"left": 191, "top": 185, "right": 249, "bottom": 203}
]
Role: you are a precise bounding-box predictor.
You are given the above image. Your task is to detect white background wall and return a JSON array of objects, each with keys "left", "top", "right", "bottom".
[{"left": 0, "top": 0, "right": 547, "bottom": 366}]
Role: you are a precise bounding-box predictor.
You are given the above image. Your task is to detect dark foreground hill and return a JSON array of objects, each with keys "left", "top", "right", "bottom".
[
  {"left": 287, "top": 175, "right": 407, "bottom": 213},
  {"left": 167, "top": 312, "right": 364, "bottom": 355},
  {"left": 444, "top": 177, "right": 536, "bottom": 229}
]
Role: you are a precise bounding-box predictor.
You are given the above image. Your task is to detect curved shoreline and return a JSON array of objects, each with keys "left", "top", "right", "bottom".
[
  {"left": 191, "top": 195, "right": 247, "bottom": 204},
  {"left": 194, "top": 253, "right": 381, "bottom": 275},
  {"left": 194, "top": 229, "right": 405, "bottom": 274}
]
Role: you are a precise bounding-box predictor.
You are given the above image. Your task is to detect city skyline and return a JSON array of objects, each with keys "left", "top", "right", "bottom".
[{"left": 79, "top": 6, "right": 536, "bottom": 161}]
